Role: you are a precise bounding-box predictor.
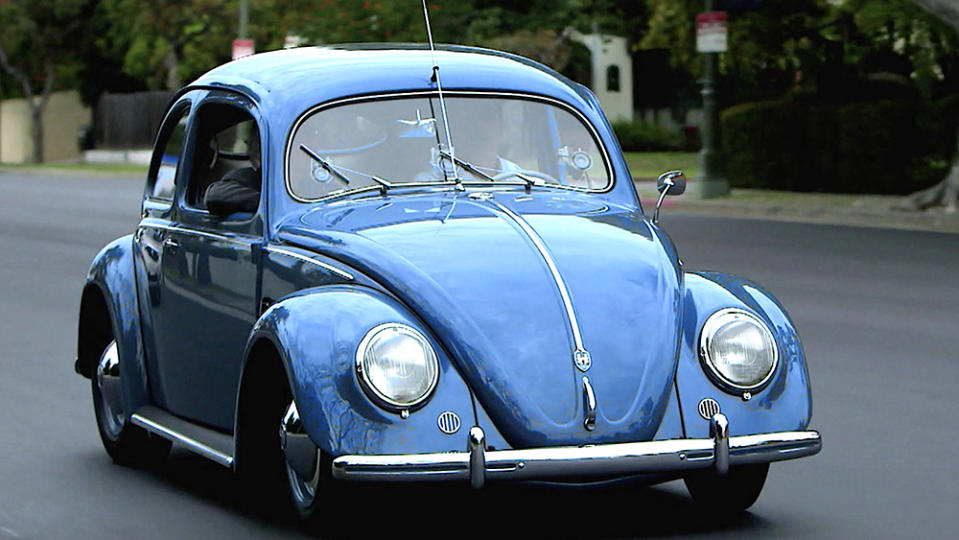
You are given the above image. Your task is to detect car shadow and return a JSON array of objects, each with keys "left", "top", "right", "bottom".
[{"left": 133, "top": 447, "right": 772, "bottom": 538}]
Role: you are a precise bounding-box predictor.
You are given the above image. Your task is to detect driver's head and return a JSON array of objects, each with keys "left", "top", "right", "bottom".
[{"left": 247, "top": 127, "right": 261, "bottom": 170}]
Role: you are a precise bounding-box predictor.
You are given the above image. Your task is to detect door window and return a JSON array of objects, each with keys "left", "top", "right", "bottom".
[{"left": 148, "top": 105, "right": 190, "bottom": 201}]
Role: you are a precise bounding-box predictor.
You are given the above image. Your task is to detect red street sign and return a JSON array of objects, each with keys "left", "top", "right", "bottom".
[
  {"left": 696, "top": 11, "right": 728, "bottom": 53},
  {"left": 232, "top": 39, "right": 255, "bottom": 60}
]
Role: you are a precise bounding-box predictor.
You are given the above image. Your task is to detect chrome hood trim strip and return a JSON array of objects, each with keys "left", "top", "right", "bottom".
[{"left": 488, "top": 198, "right": 591, "bottom": 371}]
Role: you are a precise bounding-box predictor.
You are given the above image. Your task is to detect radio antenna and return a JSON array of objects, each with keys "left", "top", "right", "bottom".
[{"left": 421, "top": 0, "right": 461, "bottom": 188}]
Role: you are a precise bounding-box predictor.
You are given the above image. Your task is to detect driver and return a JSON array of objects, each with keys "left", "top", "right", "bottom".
[{"left": 204, "top": 127, "right": 261, "bottom": 216}]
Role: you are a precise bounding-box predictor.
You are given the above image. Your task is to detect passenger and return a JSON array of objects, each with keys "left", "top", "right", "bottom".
[{"left": 204, "top": 127, "right": 261, "bottom": 216}]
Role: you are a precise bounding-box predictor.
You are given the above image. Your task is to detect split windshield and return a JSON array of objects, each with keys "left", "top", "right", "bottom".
[{"left": 287, "top": 94, "right": 612, "bottom": 201}]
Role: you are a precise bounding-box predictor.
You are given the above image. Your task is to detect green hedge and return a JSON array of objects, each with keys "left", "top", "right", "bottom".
[
  {"left": 721, "top": 97, "right": 959, "bottom": 194},
  {"left": 611, "top": 120, "right": 684, "bottom": 152}
]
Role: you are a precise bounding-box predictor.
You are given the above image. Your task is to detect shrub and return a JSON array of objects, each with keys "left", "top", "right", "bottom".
[
  {"left": 611, "top": 120, "right": 683, "bottom": 152},
  {"left": 721, "top": 97, "right": 959, "bottom": 194}
]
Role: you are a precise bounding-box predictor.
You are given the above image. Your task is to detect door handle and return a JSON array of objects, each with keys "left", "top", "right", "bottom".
[{"left": 162, "top": 237, "right": 180, "bottom": 254}]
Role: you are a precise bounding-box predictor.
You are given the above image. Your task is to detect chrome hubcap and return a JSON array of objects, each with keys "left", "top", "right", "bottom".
[
  {"left": 280, "top": 401, "right": 320, "bottom": 508},
  {"left": 95, "top": 340, "right": 124, "bottom": 440}
]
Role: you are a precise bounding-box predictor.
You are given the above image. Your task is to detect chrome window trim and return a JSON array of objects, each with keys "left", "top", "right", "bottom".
[
  {"left": 487, "top": 199, "right": 591, "bottom": 368},
  {"left": 355, "top": 323, "right": 440, "bottom": 413},
  {"left": 699, "top": 308, "right": 780, "bottom": 394},
  {"left": 284, "top": 90, "right": 615, "bottom": 203},
  {"left": 266, "top": 246, "right": 355, "bottom": 281}
]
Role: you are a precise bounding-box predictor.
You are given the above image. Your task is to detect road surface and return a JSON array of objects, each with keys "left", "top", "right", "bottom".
[{"left": 1, "top": 172, "right": 956, "bottom": 538}]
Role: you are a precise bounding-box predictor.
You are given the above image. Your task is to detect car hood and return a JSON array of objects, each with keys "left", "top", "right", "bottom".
[{"left": 277, "top": 190, "right": 683, "bottom": 448}]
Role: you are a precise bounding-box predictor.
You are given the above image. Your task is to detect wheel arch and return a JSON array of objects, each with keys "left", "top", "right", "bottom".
[
  {"left": 78, "top": 235, "right": 151, "bottom": 416},
  {"left": 233, "top": 285, "right": 478, "bottom": 460},
  {"left": 675, "top": 271, "right": 813, "bottom": 438}
]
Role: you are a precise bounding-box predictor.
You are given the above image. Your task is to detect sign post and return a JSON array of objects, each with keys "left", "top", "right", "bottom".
[
  {"left": 694, "top": 2, "right": 729, "bottom": 198},
  {"left": 233, "top": 0, "right": 253, "bottom": 60}
]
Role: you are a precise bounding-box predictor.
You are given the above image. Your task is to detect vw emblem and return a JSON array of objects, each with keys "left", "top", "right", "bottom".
[{"left": 573, "top": 349, "right": 591, "bottom": 372}]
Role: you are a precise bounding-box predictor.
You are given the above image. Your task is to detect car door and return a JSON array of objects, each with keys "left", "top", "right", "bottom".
[
  {"left": 135, "top": 94, "right": 194, "bottom": 418},
  {"left": 139, "top": 91, "right": 265, "bottom": 431}
]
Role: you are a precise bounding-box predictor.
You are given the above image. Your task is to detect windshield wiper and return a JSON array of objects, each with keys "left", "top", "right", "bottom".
[
  {"left": 300, "top": 144, "right": 351, "bottom": 185},
  {"left": 438, "top": 151, "right": 495, "bottom": 182},
  {"left": 300, "top": 144, "right": 394, "bottom": 195}
]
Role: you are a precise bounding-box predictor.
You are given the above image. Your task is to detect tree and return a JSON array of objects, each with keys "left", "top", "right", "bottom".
[
  {"left": 98, "top": 0, "right": 234, "bottom": 90},
  {"left": 899, "top": 0, "right": 959, "bottom": 211},
  {"left": 0, "top": 0, "right": 91, "bottom": 163}
]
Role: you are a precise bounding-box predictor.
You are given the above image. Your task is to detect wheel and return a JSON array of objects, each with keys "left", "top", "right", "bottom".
[
  {"left": 683, "top": 463, "right": 769, "bottom": 514},
  {"left": 92, "top": 339, "right": 171, "bottom": 466},
  {"left": 235, "top": 358, "right": 332, "bottom": 527},
  {"left": 280, "top": 400, "right": 332, "bottom": 522}
]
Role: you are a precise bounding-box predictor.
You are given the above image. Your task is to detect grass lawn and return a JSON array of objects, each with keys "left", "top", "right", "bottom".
[
  {"left": 623, "top": 152, "right": 698, "bottom": 180},
  {"left": 0, "top": 162, "right": 148, "bottom": 175}
]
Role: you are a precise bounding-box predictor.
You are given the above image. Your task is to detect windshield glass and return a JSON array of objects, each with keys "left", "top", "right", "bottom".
[{"left": 287, "top": 94, "right": 612, "bottom": 201}]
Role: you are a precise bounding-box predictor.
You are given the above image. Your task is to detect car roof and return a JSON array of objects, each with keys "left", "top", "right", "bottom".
[{"left": 190, "top": 44, "right": 595, "bottom": 117}]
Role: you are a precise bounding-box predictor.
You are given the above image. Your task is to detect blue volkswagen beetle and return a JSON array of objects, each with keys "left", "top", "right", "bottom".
[{"left": 76, "top": 44, "right": 820, "bottom": 523}]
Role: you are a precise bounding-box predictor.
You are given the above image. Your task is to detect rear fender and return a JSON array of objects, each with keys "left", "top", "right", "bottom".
[
  {"left": 677, "top": 272, "right": 812, "bottom": 438},
  {"left": 239, "top": 284, "right": 477, "bottom": 457},
  {"left": 77, "top": 235, "right": 150, "bottom": 417}
]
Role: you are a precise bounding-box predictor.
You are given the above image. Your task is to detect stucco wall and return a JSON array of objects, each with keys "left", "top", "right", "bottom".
[
  {"left": 0, "top": 91, "right": 91, "bottom": 163},
  {"left": 571, "top": 33, "right": 634, "bottom": 123}
]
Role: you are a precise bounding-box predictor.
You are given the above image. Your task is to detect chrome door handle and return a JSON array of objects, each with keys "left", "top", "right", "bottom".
[{"left": 162, "top": 237, "right": 180, "bottom": 254}]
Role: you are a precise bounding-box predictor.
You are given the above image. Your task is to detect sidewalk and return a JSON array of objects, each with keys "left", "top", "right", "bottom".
[{"left": 635, "top": 180, "right": 959, "bottom": 234}]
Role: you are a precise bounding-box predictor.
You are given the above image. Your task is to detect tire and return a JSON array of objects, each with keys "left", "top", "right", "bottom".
[
  {"left": 235, "top": 356, "right": 332, "bottom": 528},
  {"left": 92, "top": 339, "right": 171, "bottom": 467},
  {"left": 683, "top": 463, "right": 769, "bottom": 514}
]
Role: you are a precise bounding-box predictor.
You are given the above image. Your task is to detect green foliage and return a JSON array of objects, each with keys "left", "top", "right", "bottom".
[
  {"left": 0, "top": 0, "right": 93, "bottom": 98},
  {"left": 97, "top": 0, "right": 235, "bottom": 90},
  {"left": 721, "top": 97, "right": 959, "bottom": 194},
  {"left": 611, "top": 119, "right": 683, "bottom": 152},
  {"left": 640, "top": 0, "right": 959, "bottom": 104}
]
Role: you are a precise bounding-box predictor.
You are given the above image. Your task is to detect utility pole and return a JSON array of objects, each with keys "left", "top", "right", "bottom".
[
  {"left": 696, "top": 0, "right": 729, "bottom": 198},
  {"left": 239, "top": 0, "right": 249, "bottom": 40}
]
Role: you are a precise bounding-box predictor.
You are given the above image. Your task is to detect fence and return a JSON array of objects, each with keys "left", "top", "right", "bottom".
[{"left": 96, "top": 91, "right": 175, "bottom": 149}]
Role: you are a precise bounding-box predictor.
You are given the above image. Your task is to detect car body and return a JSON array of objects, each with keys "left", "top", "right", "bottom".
[{"left": 77, "top": 44, "right": 820, "bottom": 520}]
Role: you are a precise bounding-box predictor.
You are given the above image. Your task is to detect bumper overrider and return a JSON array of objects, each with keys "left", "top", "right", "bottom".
[{"left": 332, "top": 413, "right": 822, "bottom": 488}]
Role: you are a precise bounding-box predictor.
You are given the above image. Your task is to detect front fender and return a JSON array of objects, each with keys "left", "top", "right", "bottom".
[
  {"left": 243, "top": 285, "right": 477, "bottom": 457},
  {"left": 79, "top": 235, "right": 150, "bottom": 417},
  {"left": 676, "top": 272, "right": 812, "bottom": 438}
]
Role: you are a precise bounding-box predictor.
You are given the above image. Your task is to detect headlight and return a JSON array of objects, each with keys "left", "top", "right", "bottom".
[
  {"left": 356, "top": 323, "right": 439, "bottom": 411},
  {"left": 700, "top": 308, "right": 778, "bottom": 393}
]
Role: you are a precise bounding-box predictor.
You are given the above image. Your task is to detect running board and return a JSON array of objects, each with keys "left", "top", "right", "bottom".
[{"left": 130, "top": 406, "right": 235, "bottom": 467}]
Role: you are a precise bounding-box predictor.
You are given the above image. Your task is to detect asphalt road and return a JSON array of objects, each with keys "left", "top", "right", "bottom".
[{"left": 1, "top": 171, "right": 957, "bottom": 539}]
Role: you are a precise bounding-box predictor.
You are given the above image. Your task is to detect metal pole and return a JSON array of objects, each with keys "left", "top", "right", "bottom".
[
  {"left": 696, "top": 0, "right": 728, "bottom": 198},
  {"left": 239, "top": 0, "right": 249, "bottom": 40}
]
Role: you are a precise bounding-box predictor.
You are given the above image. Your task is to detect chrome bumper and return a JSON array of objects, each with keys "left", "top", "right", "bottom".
[{"left": 331, "top": 414, "right": 821, "bottom": 489}]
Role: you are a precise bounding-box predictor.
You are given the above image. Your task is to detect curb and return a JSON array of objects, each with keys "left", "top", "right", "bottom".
[{"left": 635, "top": 180, "right": 959, "bottom": 234}]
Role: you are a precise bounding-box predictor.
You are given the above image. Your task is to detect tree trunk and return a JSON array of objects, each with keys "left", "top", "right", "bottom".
[
  {"left": 163, "top": 49, "right": 181, "bottom": 90},
  {"left": 896, "top": 122, "right": 959, "bottom": 212},
  {"left": 29, "top": 104, "right": 44, "bottom": 164},
  {"left": 899, "top": 0, "right": 959, "bottom": 211}
]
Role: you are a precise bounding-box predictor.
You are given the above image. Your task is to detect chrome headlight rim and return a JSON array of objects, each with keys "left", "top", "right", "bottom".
[
  {"left": 699, "top": 308, "right": 779, "bottom": 395},
  {"left": 355, "top": 323, "right": 439, "bottom": 413}
]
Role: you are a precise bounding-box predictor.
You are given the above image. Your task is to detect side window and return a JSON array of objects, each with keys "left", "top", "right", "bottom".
[
  {"left": 148, "top": 106, "right": 190, "bottom": 201},
  {"left": 185, "top": 102, "right": 261, "bottom": 216}
]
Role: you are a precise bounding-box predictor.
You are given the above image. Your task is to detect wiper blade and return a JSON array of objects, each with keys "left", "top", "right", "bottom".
[
  {"left": 300, "top": 144, "right": 394, "bottom": 195},
  {"left": 300, "top": 144, "right": 351, "bottom": 185},
  {"left": 439, "top": 151, "right": 494, "bottom": 182},
  {"left": 489, "top": 170, "right": 544, "bottom": 191}
]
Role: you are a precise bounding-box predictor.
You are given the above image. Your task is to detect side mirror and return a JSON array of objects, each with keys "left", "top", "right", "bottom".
[
  {"left": 657, "top": 170, "right": 686, "bottom": 195},
  {"left": 653, "top": 170, "right": 685, "bottom": 224}
]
